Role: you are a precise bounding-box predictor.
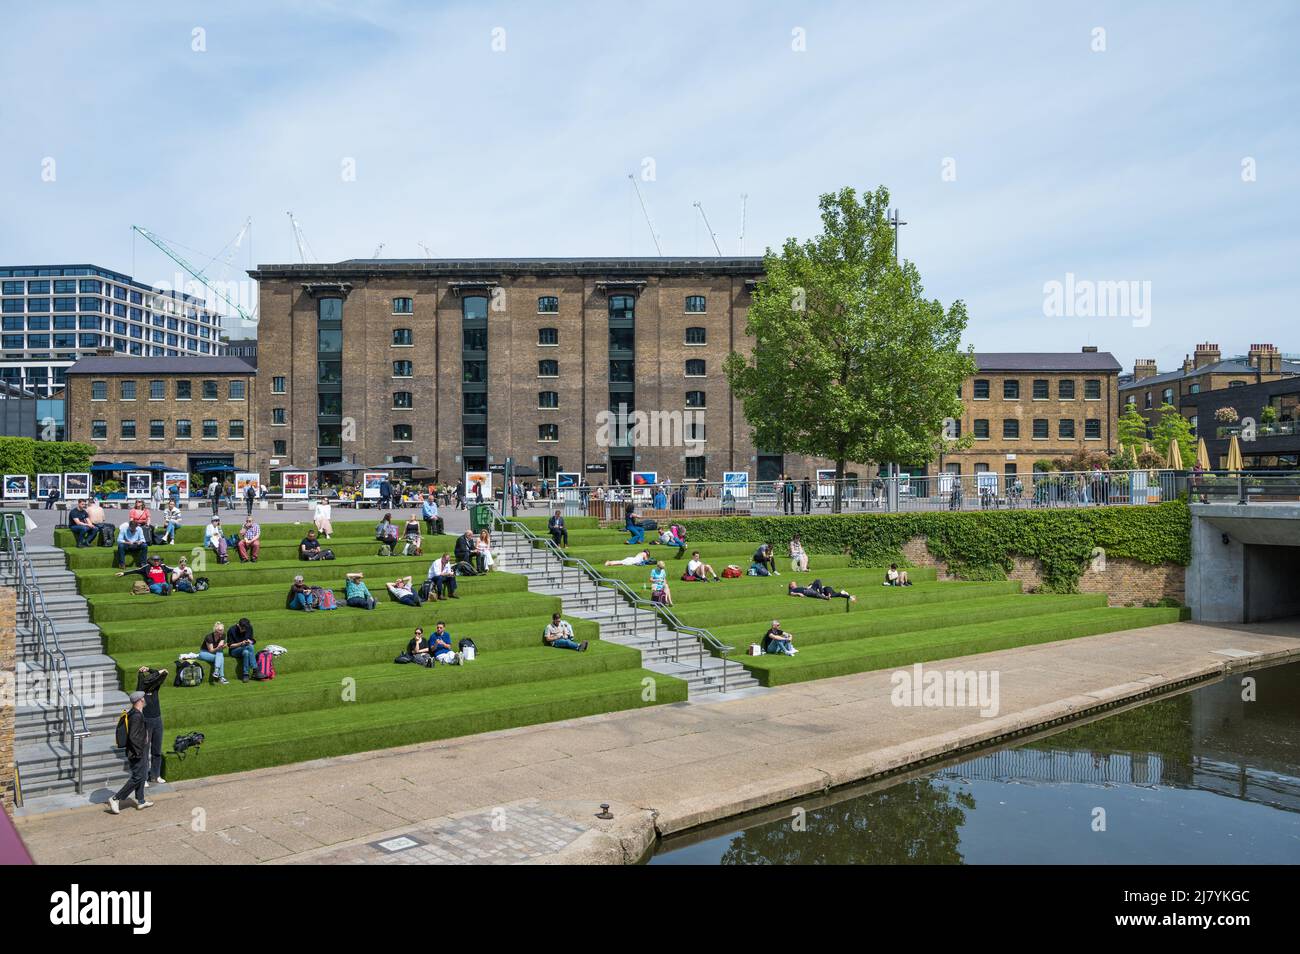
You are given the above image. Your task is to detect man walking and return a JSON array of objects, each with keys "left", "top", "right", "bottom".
[
  {"left": 108, "top": 692, "right": 152, "bottom": 813},
  {"left": 209, "top": 476, "right": 220, "bottom": 515},
  {"left": 782, "top": 476, "right": 796, "bottom": 515},
  {"left": 244, "top": 481, "right": 257, "bottom": 515}
]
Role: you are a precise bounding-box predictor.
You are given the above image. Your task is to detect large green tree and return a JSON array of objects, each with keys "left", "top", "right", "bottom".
[
  {"left": 724, "top": 186, "right": 975, "bottom": 510},
  {"left": 1117, "top": 403, "right": 1147, "bottom": 455},
  {"left": 1151, "top": 403, "right": 1196, "bottom": 467}
]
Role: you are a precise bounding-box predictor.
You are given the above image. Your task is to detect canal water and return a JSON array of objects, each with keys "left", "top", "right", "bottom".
[{"left": 651, "top": 661, "right": 1300, "bottom": 864}]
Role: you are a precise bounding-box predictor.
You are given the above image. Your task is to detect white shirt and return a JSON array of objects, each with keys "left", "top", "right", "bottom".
[
  {"left": 204, "top": 524, "right": 224, "bottom": 546},
  {"left": 314, "top": 502, "right": 332, "bottom": 520},
  {"left": 687, "top": 559, "right": 704, "bottom": 576}
]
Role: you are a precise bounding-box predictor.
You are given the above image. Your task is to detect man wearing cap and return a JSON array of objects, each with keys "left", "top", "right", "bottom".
[
  {"left": 237, "top": 516, "right": 261, "bottom": 562},
  {"left": 203, "top": 516, "right": 229, "bottom": 564},
  {"left": 116, "top": 555, "right": 174, "bottom": 594},
  {"left": 108, "top": 691, "right": 153, "bottom": 813},
  {"left": 115, "top": 518, "right": 149, "bottom": 570}
]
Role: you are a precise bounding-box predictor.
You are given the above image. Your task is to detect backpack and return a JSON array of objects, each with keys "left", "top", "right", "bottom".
[
  {"left": 98, "top": 524, "right": 115, "bottom": 546},
  {"left": 402, "top": 541, "right": 421, "bottom": 556},
  {"left": 641, "top": 518, "right": 658, "bottom": 531},
  {"left": 651, "top": 589, "right": 668, "bottom": 605},
  {"left": 173, "top": 732, "right": 205, "bottom": 759},
  {"left": 322, "top": 548, "right": 335, "bottom": 561},
  {"left": 173, "top": 661, "right": 205, "bottom": 687},
  {"left": 418, "top": 579, "right": 434, "bottom": 602},
  {"left": 454, "top": 561, "right": 478, "bottom": 576},
  {"left": 114, "top": 709, "right": 130, "bottom": 748},
  {"left": 457, "top": 637, "right": 476, "bottom": 653},
  {"left": 377, "top": 543, "right": 393, "bottom": 557},
  {"left": 722, "top": 565, "right": 742, "bottom": 579},
  {"left": 318, "top": 588, "right": 337, "bottom": 610},
  {"left": 130, "top": 580, "right": 150, "bottom": 595},
  {"left": 255, "top": 649, "right": 276, "bottom": 680},
  {"left": 194, "top": 576, "right": 210, "bottom": 591}
]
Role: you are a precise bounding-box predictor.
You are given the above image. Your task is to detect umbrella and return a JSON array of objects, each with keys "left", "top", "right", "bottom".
[
  {"left": 1195, "top": 438, "right": 1211, "bottom": 471},
  {"left": 313, "top": 461, "right": 366, "bottom": 473},
  {"left": 270, "top": 464, "right": 310, "bottom": 472},
  {"left": 1165, "top": 438, "right": 1183, "bottom": 470},
  {"left": 90, "top": 462, "right": 128, "bottom": 472},
  {"left": 196, "top": 464, "right": 237, "bottom": 473},
  {"left": 1226, "top": 435, "right": 1244, "bottom": 472},
  {"left": 509, "top": 465, "right": 540, "bottom": 478}
]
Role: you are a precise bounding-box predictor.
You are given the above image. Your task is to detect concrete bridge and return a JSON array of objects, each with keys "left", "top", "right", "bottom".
[{"left": 1186, "top": 503, "right": 1300, "bottom": 623}]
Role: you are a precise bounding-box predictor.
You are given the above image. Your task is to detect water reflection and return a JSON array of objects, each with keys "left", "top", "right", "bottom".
[{"left": 652, "top": 661, "right": 1300, "bottom": 865}]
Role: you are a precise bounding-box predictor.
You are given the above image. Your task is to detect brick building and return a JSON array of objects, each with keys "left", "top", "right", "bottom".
[
  {"left": 248, "top": 258, "right": 842, "bottom": 485},
  {"left": 1119, "top": 342, "right": 1300, "bottom": 438},
  {"left": 64, "top": 354, "right": 258, "bottom": 475}
]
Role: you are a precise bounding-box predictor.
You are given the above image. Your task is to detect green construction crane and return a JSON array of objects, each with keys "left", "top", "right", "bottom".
[{"left": 131, "top": 223, "right": 257, "bottom": 325}]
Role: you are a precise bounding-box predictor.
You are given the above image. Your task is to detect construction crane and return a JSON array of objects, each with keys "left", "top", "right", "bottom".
[
  {"left": 286, "top": 211, "right": 315, "bottom": 263},
  {"left": 738, "top": 194, "right": 748, "bottom": 255},
  {"left": 627, "top": 174, "right": 663, "bottom": 255},
  {"left": 131, "top": 224, "right": 258, "bottom": 325},
  {"left": 693, "top": 201, "right": 723, "bottom": 255},
  {"left": 372, "top": 243, "right": 385, "bottom": 258},
  {"left": 417, "top": 242, "right": 433, "bottom": 257}
]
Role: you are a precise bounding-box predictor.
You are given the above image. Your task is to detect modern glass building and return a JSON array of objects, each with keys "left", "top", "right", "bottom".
[{"left": 0, "top": 264, "right": 222, "bottom": 439}]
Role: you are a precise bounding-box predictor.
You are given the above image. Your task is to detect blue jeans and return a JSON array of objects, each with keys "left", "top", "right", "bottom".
[
  {"left": 147, "top": 582, "right": 171, "bottom": 595},
  {"left": 229, "top": 644, "right": 256, "bottom": 676},
  {"left": 71, "top": 525, "right": 95, "bottom": 547},
  {"left": 165, "top": 520, "right": 181, "bottom": 542},
  {"left": 625, "top": 524, "right": 645, "bottom": 544},
  {"left": 766, "top": 640, "right": 794, "bottom": 655},
  {"left": 198, "top": 650, "right": 225, "bottom": 677},
  {"left": 550, "top": 638, "right": 580, "bottom": 650},
  {"left": 290, "top": 592, "right": 315, "bottom": 611},
  {"left": 117, "top": 543, "right": 147, "bottom": 567},
  {"left": 430, "top": 574, "right": 457, "bottom": 598}
]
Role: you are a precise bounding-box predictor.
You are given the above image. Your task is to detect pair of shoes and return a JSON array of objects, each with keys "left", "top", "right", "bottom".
[
  {"left": 578, "top": 640, "right": 589, "bottom": 652},
  {"left": 241, "top": 673, "right": 250, "bottom": 682},
  {"left": 136, "top": 800, "right": 155, "bottom": 810},
  {"left": 218, "top": 677, "right": 229, "bottom": 684}
]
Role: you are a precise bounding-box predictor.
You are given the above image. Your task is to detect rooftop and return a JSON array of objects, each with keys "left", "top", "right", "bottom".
[
  {"left": 974, "top": 352, "right": 1122, "bottom": 372},
  {"left": 66, "top": 355, "right": 256, "bottom": 376},
  {"left": 1118, "top": 357, "right": 1300, "bottom": 391},
  {"left": 250, "top": 256, "right": 766, "bottom": 280}
]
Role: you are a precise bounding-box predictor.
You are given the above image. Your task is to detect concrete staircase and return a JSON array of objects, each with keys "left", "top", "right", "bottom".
[
  {"left": 2, "top": 544, "right": 128, "bottom": 804},
  {"left": 493, "top": 531, "right": 761, "bottom": 698}
]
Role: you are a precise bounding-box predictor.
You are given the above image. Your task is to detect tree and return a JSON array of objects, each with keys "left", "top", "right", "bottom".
[
  {"left": 1117, "top": 403, "right": 1147, "bottom": 455},
  {"left": 1151, "top": 403, "right": 1195, "bottom": 467},
  {"left": 724, "top": 186, "right": 975, "bottom": 512}
]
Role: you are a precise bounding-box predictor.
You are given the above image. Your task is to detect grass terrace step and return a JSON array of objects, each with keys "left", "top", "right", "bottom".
[
  {"left": 61, "top": 537, "right": 462, "bottom": 570},
  {"left": 54, "top": 519, "right": 412, "bottom": 549},
  {"left": 73, "top": 554, "right": 451, "bottom": 594}
]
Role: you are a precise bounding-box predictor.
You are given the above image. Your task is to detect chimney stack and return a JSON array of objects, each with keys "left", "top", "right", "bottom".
[
  {"left": 1133, "top": 358, "right": 1158, "bottom": 380},
  {"left": 1248, "top": 343, "right": 1280, "bottom": 375},
  {"left": 1193, "top": 342, "right": 1221, "bottom": 369},
  {"left": 1082, "top": 345, "right": 1098, "bottom": 353}
]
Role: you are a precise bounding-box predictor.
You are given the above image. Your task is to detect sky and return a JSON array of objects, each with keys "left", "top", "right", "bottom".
[{"left": 0, "top": 0, "right": 1296, "bottom": 372}]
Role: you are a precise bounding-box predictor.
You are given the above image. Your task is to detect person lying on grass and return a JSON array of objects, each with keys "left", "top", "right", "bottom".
[
  {"left": 657, "top": 524, "right": 686, "bottom": 557},
  {"left": 116, "top": 555, "right": 174, "bottom": 594},
  {"left": 543, "top": 612, "right": 588, "bottom": 651},
  {"left": 884, "top": 564, "right": 912, "bottom": 586},
  {"left": 386, "top": 575, "right": 423, "bottom": 607},
  {"left": 763, "top": 620, "right": 798, "bottom": 656},
  {"left": 605, "top": 550, "right": 652, "bottom": 567},
  {"left": 171, "top": 557, "right": 196, "bottom": 593},
  {"left": 429, "top": 621, "right": 464, "bottom": 665},
  {"left": 788, "top": 579, "right": 856, "bottom": 602},
  {"left": 684, "top": 551, "right": 721, "bottom": 582},
  {"left": 344, "top": 572, "right": 376, "bottom": 609},
  {"left": 286, "top": 575, "right": 318, "bottom": 611}
]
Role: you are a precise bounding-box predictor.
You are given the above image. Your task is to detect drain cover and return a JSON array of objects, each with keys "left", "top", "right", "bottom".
[
  {"left": 373, "top": 835, "right": 425, "bottom": 853},
  {"left": 1210, "top": 648, "right": 1261, "bottom": 658}
]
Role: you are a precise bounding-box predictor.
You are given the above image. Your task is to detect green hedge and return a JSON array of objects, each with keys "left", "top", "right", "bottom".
[
  {"left": 0, "top": 437, "right": 95, "bottom": 478},
  {"left": 683, "top": 502, "right": 1191, "bottom": 592}
]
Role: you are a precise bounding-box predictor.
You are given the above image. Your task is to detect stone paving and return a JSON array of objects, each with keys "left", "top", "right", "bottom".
[{"left": 13, "top": 617, "right": 1300, "bottom": 865}]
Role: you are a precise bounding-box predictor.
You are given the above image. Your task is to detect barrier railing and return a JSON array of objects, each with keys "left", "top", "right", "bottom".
[
  {"left": 1, "top": 513, "right": 91, "bottom": 800},
  {"left": 491, "top": 515, "right": 736, "bottom": 691},
  {"left": 1189, "top": 471, "right": 1300, "bottom": 505}
]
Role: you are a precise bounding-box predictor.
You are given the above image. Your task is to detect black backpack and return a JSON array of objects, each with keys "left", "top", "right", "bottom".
[
  {"left": 458, "top": 637, "right": 476, "bottom": 653},
  {"left": 114, "top": 709, "right": 130, "bottom": 748},
  {"left": 173, "top": 732, "right": 205, "bottom": 759},
  {"left": 173, "top": 660, "right": 205, "bottom": 687}
]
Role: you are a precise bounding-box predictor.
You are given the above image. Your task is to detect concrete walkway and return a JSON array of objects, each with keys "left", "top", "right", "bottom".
[{"left": 14, "top": 618, "right": 1300, "bottom": 865}]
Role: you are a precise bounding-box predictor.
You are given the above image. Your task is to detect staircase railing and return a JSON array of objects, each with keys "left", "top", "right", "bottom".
[
  {"left": 2, "top": 514, "right": 90, "bottom": 796},
  {"left": 493, "top": 516, "right": 736, "bottom": 691}
]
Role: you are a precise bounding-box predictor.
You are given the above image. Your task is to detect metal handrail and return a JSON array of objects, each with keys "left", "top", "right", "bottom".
[
  {"left": 493, "top": 516, "right": 736, "bottom": 691},
  {"left": 2, "top": 514, "right": 91, "bottom": 794}
]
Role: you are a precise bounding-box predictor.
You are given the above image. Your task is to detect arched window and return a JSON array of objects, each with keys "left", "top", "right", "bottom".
[
  {"left": 685, "top": 359, "right": 706, "bottom": 377},
  {"left": 685, "top": 295, "right": 706, "bottom": 313},
  {"left": 685, "top": 390, "right": 706, "bottom": 408},
  {"left": 461, "top": 295, "right": 488, "bottom": 320},
  {"left": 538, "top": 327, "right": 558, "bottom": 346},
  {"left": 537, "top": 296, "right": 559, "bottom": 314},
  {"left": 393, "top": 391, "right": 413, "bottom": 409},
  {"left": 685, "top": 327, "right": 706, "bottom": 345},
  {"left": 538, "top": 391, "right": 559, "bottom": 409},
  {"left": 538, "top": 359, "right": 558, "bottom": 377}
]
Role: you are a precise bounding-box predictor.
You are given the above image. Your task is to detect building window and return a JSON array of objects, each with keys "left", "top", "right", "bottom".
[
  {"left": 272, "top": 407, "right": 287, "bottom": 426},
  {"left": 149, "top": 420, "right": 165, "bottom": 439},
  {"left": 392, "top": 328, "right": 413, "bottom": 347},
  {"left": 1189, "top": 383, "right": 1200, "bottom": 395},
  {"left": 538, "top": 391, "right": 559, "bottom": 409},
  {"left": 463, "top": 392, "right": 487, "bottom": 415},
  {"left": 685, "top": 359, "right": 706, "bottom": 377},
  {"left": 685, "top": 326, "right": 707, "bottom": 345},
  {"left": 202, "top": 380, "right": 218, "bottom": 400},
  {"left": 272, "top": 439, "right": 286, "bottom": 455},
  {"left": 1058, "top": 379, "right": 1076, "bottom": 400},
  {"left": 538, "top": 327, "right": 558, "bottom": 346},
  {"left": 462, "top": 360, "right": 486, "bottom": 383},
  {"left": 176, "top": 419, "right": 192, "bottom": 439},
  {"left": 686, "top": 420, "right": 706, "bottom": 442},
  {"left": 1032, "top": 379, "right": 1049, "bottom": 400},
  {"left": 91, "top": 380, "right": 107, "bottom": 400},
  {"left": 149, "top": 380, "right": 165, "bottom": 400},
  {"left": 393, "top": 424, "right": 412, "bottom": 442},
  {"left": 392, "top": 297, "right": 413, "bottom": 315},
  {"left": 1084, "top": 419, "right": 1102, "bottom": 440},
  {"left": 537, "top": 296, "right": 559, "bottom": 314},
  {"left": 462, "top": 295, "right": 488, "bottom": 321},
  {"left": 393, "top": 360, "right": 413, "bottom": 378},
  {"left": 229, "top": 420, "right": 245, "bottom": 440},
  {"left": 1003, "top": 419, "right": 1020, "bottom": 439},
  {"left": 1032, "top": 418, "right": 1048, "bottom": 439},
  {"left": 1144, "top": 391, "right": 1152, "bottom": 410},
  {"left": 202, "top": 419, "right": 218, "bottom": 439},
  {"left": 1059, "top": 418, "right": 1075, "bottom": 439},
  {"left": 393, "top": 391, "right": 413, "bottom": 409},
  {"left": 120, "top": 380, "right": 136, "bottom": 400},
  {"left": 1161, "top": 387, "right": 1173, "bottom": 405},
  {"left": 973, "top": 379, "right": 990, "bottom": 400},
  {"left": 608, "top": 294, "right": 635, "bottom": 320},
  {"left": 229, "top": 380, "right": 246, "bottom": 400},
  {"left": 1228, "top": 380, "right": 1246, "bottom": 388},
  {"left": 686, "top": 390, "right": 706, "bottom": 408},
  {"left": 1084, "top": 379, "right": 1102, "bottom": 400},
  {"left": 973, "top": 419, "right": 990, "bottom": 439},
  {"left": 685, "top": 295, "right": 706, "bottom": 313},
  {"left": 91, "top": 420, "right": 107, "bottom": 440},
  {"left": 1189, "top": 415, "right": 1198, "bottom": 436},
  {"left": 1003, "top": 379, "right": 1020, "bottom": 400},
  {"left": 538, "top": 423, "right": 559, "bottom": 442},
  {"left": 318, "top": 361, "right": 341, "bottom": 385},
  {"left": 685, "top": 456, "right": 706, "bottom": 479},
  {"left": 272, "top": 376, "right": 285, "bottom": 394},
  {"left": 538, "top": 359, "right": 558, "bottom": 377},
  {"left": 318, "top": 297, "right": 342, "bottom": 322},
  {"left": 121, "top": 420, "right": 136, "bottom": 439}
]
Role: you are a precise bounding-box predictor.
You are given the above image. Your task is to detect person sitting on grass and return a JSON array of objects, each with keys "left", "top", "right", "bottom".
[
  {"left": 789, "top": 534, "right": 809, "bottom": 573},
  {"left": 884, "top": 564, "right": 912, "bottom": 586},
  {"left": 115, "top": 519, "right": 149, "bottom": 569},
  {"left": 788, "top": 579, "right": 857, "bottom": 602},
  {"left": 86, "top": 498, "right": 114, "bottom": 545},
  {"left": 313, "top": 497, "right": 334, "bottom": 539},
  {"left": 401, "top": 517, "right": 423, "bottom": 556},
  {"left": 300, "top": 529, "right": 326, "bottom": 561},
  {"left": 421, "top": 496, "right": 443, "bottom": 536},
  {"left": 386, "top": 575, "right": 423, "bottom": 607},
  {"left": 752, "top": 543, "right": 779, "bottom": 576},
  {"left": 376, "top": 512, "right": 400, "bottom": 550},
  {"left": 344, "top": 571, "right": 376, "bottom": 609},
  {"left": 407, "top": 627, "right": 433, "bottom": 666},
  {"left": 476, "top": 529, "right": 494, "bottom": 572},
  {"left": 605, "top": 550, "right": 652, "bottom": 567},
  {"left": 227, "top": 617, "right": 257, "bottom": 680},
  {"left": 685, "top": 551, "right": 720, "bottom": 582},
  {"left": 548, "top": 509, "right": 569, "bottom": 548},
  {"left": 198, "top": 622, "right": 229, "bottom": 685},
  {"left": 116, "top": 555, "right": 173, "bottom": 594},
  {"left": 658, "top": 524, "right": 687, "bottom": 558},
  {"left": 128, "top": 498, "right": 150, "bottom": 526},
  {"left": 237, "top": 516, "right": 261, "bottom": 563},
  {"left": 428, "top": 621, "right": 463, "bottom": 665},
  {"left": 543, "top": 612, "right": 589, "bottom": 651},
  {"left": 204, "top": 516, "right": 229, "bottom": 564},
  {"left": 624, "top": 505, "right": 645, "bottom": 545},
  {"left": 763, "top": 620, "right": 798, "bottom": 656},
  {"left": 287, "top": 575, "right": 318, "bottom": 611},
  {"left": 426, "top": 553, "right": 458, "bottom": 600},
  {"left": 161, "top": 499, "right": 183, "bottom": 546},
  {"left": 650, "top": 560, "right": 673, "bottom": 606},
  {"left": 454, "top": 529, "right": 481, "bottom": 573},
  {"left": 171, "top": 556, "right": 197, "bottom": 593},
  {"left": 69, "top": 499, "right": 96, "bottom": 548}
]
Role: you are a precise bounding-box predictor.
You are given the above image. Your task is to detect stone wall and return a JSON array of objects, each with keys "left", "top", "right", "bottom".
[
  {"left": 1, "top": 587, "right": 14, "bottom": 813},
  {"left": 900, "top": 536, "right": 1185, "bottom": 607}
]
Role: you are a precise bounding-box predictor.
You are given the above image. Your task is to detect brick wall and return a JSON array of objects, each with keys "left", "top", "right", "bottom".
[
  {"left": 900, "top": 536, "right": 1185, "bottom": 606},
  {"left": 0, "top": 586, "right": 14, "bottom": 812}
]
